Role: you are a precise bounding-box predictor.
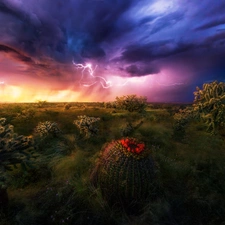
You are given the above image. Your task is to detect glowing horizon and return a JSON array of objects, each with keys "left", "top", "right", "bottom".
[{"left": 0, "top": 68, "right": 191, "bottom": 103}]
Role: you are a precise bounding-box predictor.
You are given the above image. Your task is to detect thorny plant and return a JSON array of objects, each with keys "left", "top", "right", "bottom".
[
  {"left": 73, "top": 115, "right": 100, "bottom": 138},
  {"left": 35, "top": 121, "right": 61, "bottom": 138},
  {"left": 0, "top": 118, "right": 35, "bottom": 184}
]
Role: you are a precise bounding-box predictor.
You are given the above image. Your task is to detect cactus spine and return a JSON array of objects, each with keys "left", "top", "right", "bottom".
[
  {"left": 0, "top": 118, "right": 35, "bottom": 211},
  {"left": 193, "top": 81, "right": 225, "bottom": 134},
  {"left": 91, "top": 138, "right": 155, "bottom": 208}
]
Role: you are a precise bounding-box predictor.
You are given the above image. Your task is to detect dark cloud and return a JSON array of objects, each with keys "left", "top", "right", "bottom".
[
  {"left": 147, "top": 11, "right": 184, "bottom": 35},
  {"left": 195, "top": 17, "right": 225, "bottom": 30},
  {"left": 0, "top": 44, "right": 33, "bottom": 63},
  {"left": 1, "top": 0, "right": 225, "bottom": 102},
  {"left": 117, "top": 40, "right": 195, "bottom": 63},
  {"left": 125, "top": 64, "right": 160, "bottom": 76},
  {"left": 202, "top": 32, "right": 225, "bottom": 46}
]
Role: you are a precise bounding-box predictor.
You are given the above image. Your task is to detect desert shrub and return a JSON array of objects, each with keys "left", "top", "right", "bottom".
[
  {"left": 64, "top": 103, "right": 72, "bottom": 110},
  {"left": 35, "top": 121, "right": 61, "bottom": 138},
  {"left": 115, "top": 94, "right": 147, "bottom": 112},
  {"left": 154, "top": 110, "right": 171, "bottom": 123},
  {"left": 0, "top": 118, "right": 35, "bottom": 211},
  {"left": 193, "top": 81, "right": 225, "bottom": 134},
  {"left": 104, "top": 101, "right": 116, "bottom": 109},
  {"left": 120, "top": 122, "right": 134, "bottom": 136},
  {"left": 73, "top": 115, "right": 100, "bottom": 138},
  {"left": 120, "top": 120, "right": 144, "bottom": 136},
  {"left": 36, "top": 100, "right": 48, "bottom": 108},
  {"left": 0, "top": 118, "right": 35, "bottom": 173},
  {"left": 15, "top": 108, "right": 36, "bottom": 121},
  {"left": 172, "top": 107, "right": 195, "bottom": 141}
]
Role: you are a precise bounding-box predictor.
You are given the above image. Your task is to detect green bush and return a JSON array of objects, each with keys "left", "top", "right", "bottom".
[
  {"left": 0, "top": 118, "right": 36, "bottom": 211},
  {"left": 0, "top": 118, "right": 35, "bottom": 173},
  {"left": 115, "top": 95, "right": 147, "bottom": 112}
]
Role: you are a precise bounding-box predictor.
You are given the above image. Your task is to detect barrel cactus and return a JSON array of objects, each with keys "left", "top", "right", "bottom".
[{"left": 91, "top": 138, "right": 156, "bottom": 209}]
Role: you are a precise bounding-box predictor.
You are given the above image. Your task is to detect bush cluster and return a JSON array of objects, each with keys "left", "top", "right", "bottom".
[
  {"left": 115, "top": 94, "right": 147, "bottom": 112},
  {"left": 0, "top": 118, "right": 34, "bottom": 172}
]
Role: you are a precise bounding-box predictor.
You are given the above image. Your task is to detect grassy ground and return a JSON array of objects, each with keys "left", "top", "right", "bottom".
[{"left": 0, "top": 102, "right": 225, "bottom": 225}]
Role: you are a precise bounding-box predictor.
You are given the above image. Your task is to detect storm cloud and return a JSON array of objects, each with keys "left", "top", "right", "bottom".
[{"left": 0, "top": 0, "right": 225, "bottom": 102}]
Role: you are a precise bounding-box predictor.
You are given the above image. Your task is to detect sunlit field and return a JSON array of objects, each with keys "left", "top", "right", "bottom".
[{"left": 0, "top": 101, "right": 225, "bottom": 225}]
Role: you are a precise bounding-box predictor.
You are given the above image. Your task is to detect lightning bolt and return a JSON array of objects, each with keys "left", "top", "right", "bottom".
[{"left": 73, "top": 62, "right": 112, "bottom": 88}]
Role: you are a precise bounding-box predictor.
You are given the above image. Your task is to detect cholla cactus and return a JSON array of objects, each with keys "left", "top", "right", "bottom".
[
  {"left": 120, "top": 121, "right": 144, "bottom": 136},
  {"left": 16, "top": 109, "right": 35, "bottom": 121},
  {"left": 35, "top": 121, "right": 61, "bottom": 137},
  {"left": 120, "top": 122, "right": 134, "bottom": 136},
  {"left": 90, "top": 138, "right": 155, "bottom": 208},
  {"left": 0, "top": 118, "right": 35, "bottom": 211},
  {"left": 193, "top": 81, "right": 225, "bottom": 134},
  {"left": 73, "top": 115, "right": 100, "bottom": 138},
  {"left": 0, "top": 118, "right": 34, "bottom": 173}
]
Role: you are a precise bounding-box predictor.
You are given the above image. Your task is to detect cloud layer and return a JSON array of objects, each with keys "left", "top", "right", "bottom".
[{"left": 0, "top": 0, "right": 225, "bottom": 102}]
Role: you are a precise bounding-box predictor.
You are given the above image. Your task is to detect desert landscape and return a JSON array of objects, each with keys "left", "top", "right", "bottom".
[{"left": 1, "top": 88, "right": 225, "bottom": 225}]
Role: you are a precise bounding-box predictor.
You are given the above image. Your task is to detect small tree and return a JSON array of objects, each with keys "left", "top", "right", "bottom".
[
  {"left": 193, "top": 81, "right": 225, "bottom": 134},
  {"left": 36, "top": 100, "right": 47, "bottom": 108},
  {"left": 115, "top": 94, "right": 147, "bottom": 112}
]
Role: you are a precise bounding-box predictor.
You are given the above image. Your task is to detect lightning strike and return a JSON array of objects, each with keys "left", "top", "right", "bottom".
[{"left": 73, "top": 62, "right": 112, "bottom": 88}]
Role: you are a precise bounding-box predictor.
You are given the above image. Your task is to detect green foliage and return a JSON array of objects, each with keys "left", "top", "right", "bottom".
[
  {"left": 104, "top": 101, "right": 116, "bottom": 109},
  {"left": 91, "top": 138, "right": 156, "bottom": 211},
  {"left": 172, "top": 107, "right": 195, "bottom": 141},
  {"left": 0, "top": 118, "right": 34, "bottom": 174},
  {"left": 0, "top": 118, "right": 36, "bottom": 212},
  {"left": 73, "top": 115, "right": 100, "bottom": 138},
  {"left": 115, "top": 94, "right": 147, "bottom": 112},
  {"left": 15, "top": 109, "right": 36, "bottom": 121},
  {"left": 120, "top": 120, "right": 144, "bottom": 136},
  {"left": 193, "top": 81, "right": 225, "bottom": 134}
]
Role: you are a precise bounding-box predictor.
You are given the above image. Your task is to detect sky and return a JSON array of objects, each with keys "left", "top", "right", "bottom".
[{"left": 0, "top": 0, "right": 225, "bottom": 103}]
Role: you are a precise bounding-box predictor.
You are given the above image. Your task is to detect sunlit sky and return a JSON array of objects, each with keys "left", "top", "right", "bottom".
[{"left": 0, "top": 0, "right": 225, "bottom": 102}]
